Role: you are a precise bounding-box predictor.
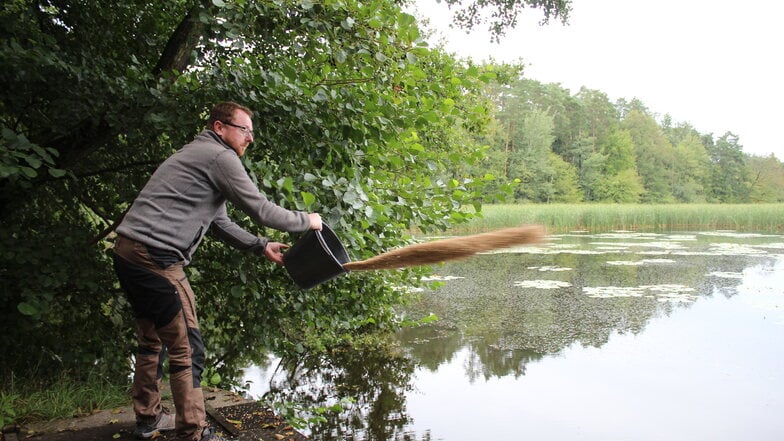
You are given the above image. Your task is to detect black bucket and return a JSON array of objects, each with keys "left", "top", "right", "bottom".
[{"left": 283, "top": 223, "right": 350, "bottom": 289}]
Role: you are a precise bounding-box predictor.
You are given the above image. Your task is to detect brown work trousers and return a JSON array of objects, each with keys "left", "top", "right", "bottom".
[{"left": 113, "top": 235, "right": 206, "bottom": 440}]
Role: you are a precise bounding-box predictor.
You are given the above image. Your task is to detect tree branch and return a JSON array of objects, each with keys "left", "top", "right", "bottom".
[
  {"left": 87, "top": 205, "right": 131, "bottom": 246},
  {"left": 315, "top": 77, "right": 375, "bottom": 87},
  {"left": 73, "top": 160, "right": 161, "bottom": 180},
  {"left": 153, "top": 0, "right": 212, "bottom": 75}
]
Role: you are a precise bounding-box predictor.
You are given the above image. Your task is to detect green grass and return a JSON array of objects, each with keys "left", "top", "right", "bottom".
[
  {"left": 453, "top": 203, "right": 784, "bottom": 233},
  {"left": 1, "top": 370, "right": 130, "bottom": 426}
]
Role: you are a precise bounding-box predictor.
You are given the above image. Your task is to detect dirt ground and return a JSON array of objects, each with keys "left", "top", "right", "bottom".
[{"left": 2, "top": 387, "right": 307, "bottom": 441}]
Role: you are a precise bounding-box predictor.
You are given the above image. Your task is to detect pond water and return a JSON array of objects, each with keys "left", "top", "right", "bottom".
[{"left": 242, "top": 231, "right": 784, "bottom": 441}]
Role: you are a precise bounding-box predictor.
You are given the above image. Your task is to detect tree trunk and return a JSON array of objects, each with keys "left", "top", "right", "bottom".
[{"left": 153, "top": 0, "right": 210, "bottom": 75}]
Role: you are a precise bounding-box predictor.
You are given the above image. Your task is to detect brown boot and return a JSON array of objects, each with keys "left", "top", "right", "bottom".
[{"left": 133, "top": 408, "right": 176, "bottom": 439}]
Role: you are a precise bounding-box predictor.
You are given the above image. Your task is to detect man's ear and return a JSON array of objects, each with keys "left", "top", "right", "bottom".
[{"left": 212, "top": 120, "right": 224, "bottom": 135}]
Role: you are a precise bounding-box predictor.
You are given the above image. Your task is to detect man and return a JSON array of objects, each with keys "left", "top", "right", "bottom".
[{"left": 113, "top": 102, "right": 321, "bottom": 441}]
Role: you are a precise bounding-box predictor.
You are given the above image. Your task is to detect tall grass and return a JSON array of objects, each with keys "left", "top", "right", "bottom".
[
  {"left": 1, "top": 370, "right": 130, "bottom": 426},
  {"left": 454, "top": 203, "right": 784, "bottom": 233}
]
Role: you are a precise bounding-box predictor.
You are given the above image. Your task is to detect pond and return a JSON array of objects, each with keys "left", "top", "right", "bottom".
[{"left": 242, "top": 230, "right": 784, "bottom": 440}]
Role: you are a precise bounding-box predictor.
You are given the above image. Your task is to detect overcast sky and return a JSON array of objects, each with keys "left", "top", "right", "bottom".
[{"left": 411, "top": 0, "right": 783, "bottom": 159}]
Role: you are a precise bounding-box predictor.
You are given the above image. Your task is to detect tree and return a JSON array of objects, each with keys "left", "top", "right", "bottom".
[
  {"left": 1, "top": 0, "right": 573, "bottom": 381},
  {"left": 574, "top": 87, "right": 618, "bottom": 151},
  {"left": 441, "top": 0, "right": 571, "bottom": 40},
  {"left": 481, "top": 76, "right": 564, "bottom": 202},
  {"left": 545, "top": 151, "right": 582, "bottom": 202},
  {"left": 747, "top": 155, "right": 784, "bottom": 202},
  {"left": 524, "top": 81, "right": 582, "bottom": 166},
  {"left": 593, "top": 169, "right": 644, "bottom": 203},
  {"left": 706, "top": 132, "right": 751, "bottom": 202},
  {"left": 593, "top": 128, "right": 643, "bottom": 202},
  {"left": 0, "top": 0, "right": 566, "bottom": 378},
  {"left": 622, "top": 109, "right": 676, "bottom": 202},
  {"left": 672, "top": 132, "right": 710, "bottom": 202},
  {"left": 578, "top": 149, "right": 606, "bottom": 202},
  {"left": 467, "top": 108, "right": 519, "bottom": 203},
  {"left": 512, "top": 109, "right": 556, "bottom": 201},
  {"left": 599, "top": 127, "right": 635, "bottom": 175}
]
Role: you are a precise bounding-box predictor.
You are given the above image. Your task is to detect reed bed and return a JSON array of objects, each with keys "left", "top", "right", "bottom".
[{"left": 452, "top": 203, "right": 784, "bottom": 234}]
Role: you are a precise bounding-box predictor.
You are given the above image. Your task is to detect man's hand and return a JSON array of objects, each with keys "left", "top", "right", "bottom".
[
  {"left": 264, "top": 242, "right": 290, "bottom": 266},
  {"left": 308, "top": 212, "right": 323, "bottom": 231}
]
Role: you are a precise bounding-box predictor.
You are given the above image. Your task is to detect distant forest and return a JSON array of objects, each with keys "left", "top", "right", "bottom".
[{"left": 469, "top": 76, "right": 784, "bottom": 203}]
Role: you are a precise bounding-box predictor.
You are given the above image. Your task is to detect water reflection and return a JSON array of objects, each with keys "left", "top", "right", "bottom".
[
  {"left": 246, "top": 346, "right": 417, "bottom": 440},
  {"left": 243, "top": 231, "right": 784, "bottom": 440}
]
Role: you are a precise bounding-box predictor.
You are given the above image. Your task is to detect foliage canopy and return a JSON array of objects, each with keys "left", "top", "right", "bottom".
[{"left": 1, "top": 0, "right": 573, "bottom": 381}]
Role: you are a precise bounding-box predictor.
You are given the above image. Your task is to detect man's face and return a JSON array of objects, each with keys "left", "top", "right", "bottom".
[{"left": 214, "top": 110, "right": 254, "bottom": 156}]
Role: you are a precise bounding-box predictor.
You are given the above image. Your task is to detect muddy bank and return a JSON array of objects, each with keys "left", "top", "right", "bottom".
[{"left": 3, "top": 386, "right": 306, "bottom": 441}]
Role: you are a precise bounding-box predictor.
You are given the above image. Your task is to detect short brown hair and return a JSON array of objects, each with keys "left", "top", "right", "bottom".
[{"left": 206, "top": 102, "right": 253, "bottom": 129}]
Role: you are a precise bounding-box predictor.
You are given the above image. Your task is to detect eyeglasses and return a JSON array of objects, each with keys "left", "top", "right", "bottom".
[{"left": 221, "top": 121, "right": 253, "bottom": 137}]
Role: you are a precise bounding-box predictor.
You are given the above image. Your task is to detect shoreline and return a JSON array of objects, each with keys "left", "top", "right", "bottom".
[{"left": 5, "top": 385, "right": 306, "bottom": 441}]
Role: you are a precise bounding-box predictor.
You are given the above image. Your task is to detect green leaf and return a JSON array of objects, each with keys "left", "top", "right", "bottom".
[
  {"left": 18, "top": 302, "right": 38, "bottom": 316},
  {"left": 211, "top": 0, "right": 226, "bottom": 6},
  {"left": 313, "top": 89, "right": 329, "bottom": 102},
  {"left": 335, "top": 49, "right": 347, "bottom": 64},
  {"left": 48, "top": 168, "right": 67, "bottom": 178},
  {"left": 24, "top": 156, "right": 42, "bottom": 168},
  {"left": 420, "top": 313, "right": 438, "bottom": 324},
  {"left": 277, "top": 176, "right": 294, "bottom": 192},
  {"left": 421, "top": 111, "right": 439, "bottom": 123},
  {"left": 301, "top": 191, "right": 316, "bottom": 208}
]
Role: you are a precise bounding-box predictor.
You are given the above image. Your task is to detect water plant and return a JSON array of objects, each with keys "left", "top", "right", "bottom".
[{"left": 455, "top": 203, "right": 784, "bottom": 233}]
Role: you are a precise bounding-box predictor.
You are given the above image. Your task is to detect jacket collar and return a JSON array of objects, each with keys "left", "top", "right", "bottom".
[{"left": 201, "top": 129, "right": 234, "bottom": 152}]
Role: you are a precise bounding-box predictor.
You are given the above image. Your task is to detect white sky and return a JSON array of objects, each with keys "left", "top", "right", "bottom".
[{"left": 411, "top": 0, "right": 783, "bottom": 160}]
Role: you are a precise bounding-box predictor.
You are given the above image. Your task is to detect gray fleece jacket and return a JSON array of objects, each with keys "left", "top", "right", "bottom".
[{"left": 117, "top": 130, "right": 310, "bottom": 265}]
